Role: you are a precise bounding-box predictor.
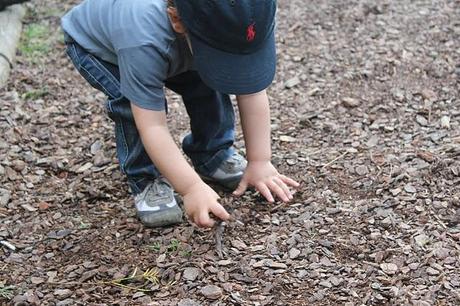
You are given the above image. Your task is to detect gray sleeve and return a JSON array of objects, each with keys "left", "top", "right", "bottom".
[{"left": 117, "top": 45, "right": 168, "bottom": 111}]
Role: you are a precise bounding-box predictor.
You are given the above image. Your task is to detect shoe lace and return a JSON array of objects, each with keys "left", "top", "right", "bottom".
[
  {"left": 145, "top": 179, "right": 170, "bottom": 202},
  {"left": 222, "top": 153, "right": 246, "bottom": 172},
  {"left": 227, "top": 152, "right": 243, "bottom": 165}
]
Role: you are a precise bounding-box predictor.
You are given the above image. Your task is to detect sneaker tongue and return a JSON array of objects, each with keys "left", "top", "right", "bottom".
[
  {"left": 144, "top": 182, "right": 168, "bottom": 203},
  {"left": 153, "top": 182, "right": 168, "bottom": 195},
  {"left": 228, "top": 154, "right": 240, "bottom": 164}
]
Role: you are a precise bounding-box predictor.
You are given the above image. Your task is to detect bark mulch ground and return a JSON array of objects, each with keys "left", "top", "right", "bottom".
[{"left": 1, "top": 0, "right": 459, "bottom": 305}]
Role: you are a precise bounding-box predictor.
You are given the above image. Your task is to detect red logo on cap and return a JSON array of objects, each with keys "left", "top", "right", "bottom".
[{"left": 247, "top": 22, "right": 256, "bottom": 42}]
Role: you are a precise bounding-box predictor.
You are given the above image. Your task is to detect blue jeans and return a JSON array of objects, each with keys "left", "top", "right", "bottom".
[{"left": 64, "top": 35, "right": 235, "bottom": 194}]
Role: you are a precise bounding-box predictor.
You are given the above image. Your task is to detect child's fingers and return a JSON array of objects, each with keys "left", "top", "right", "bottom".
[
  {"left": 211, "top": 203, "right": 230, "bottom": 221},
  {"left": 266, "top": 180, "right": 290, "bottom": 202},
  {"left": 256, "top": 182, "right": 275, "bottom": 203},
  {"left": 280, "top": 175, "right": 300, "bottom": 187},
  {"left": 195, "top": 211, "right": 215, "bottom": 228},
  {"left": 273, "top": 177, "right": 293, "bottom": 200},
  {"left": 233, "top": 179, "right": 249, "bottom": 196}
]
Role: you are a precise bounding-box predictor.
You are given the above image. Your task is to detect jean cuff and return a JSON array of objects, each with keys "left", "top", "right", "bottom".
[
  {"left": 128, "top": 176, "right": 158, "bottom": 195},
  {"left": 193, "top": 147, "right": 234, "bottom": 177}
]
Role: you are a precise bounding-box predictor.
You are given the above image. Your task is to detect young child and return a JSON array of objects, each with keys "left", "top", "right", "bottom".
[{"left": 61, "top": 0, "right": 299, "bottom": 228}]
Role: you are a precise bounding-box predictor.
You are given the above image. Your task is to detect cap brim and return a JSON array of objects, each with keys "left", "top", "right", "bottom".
[{"left": 189, "top": 32, "right": 276, "bottom": 95}]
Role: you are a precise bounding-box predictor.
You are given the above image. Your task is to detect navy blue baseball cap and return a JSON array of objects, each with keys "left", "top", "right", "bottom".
[{"left": 174, "top": 0, "right": 277, "bottom": 95}]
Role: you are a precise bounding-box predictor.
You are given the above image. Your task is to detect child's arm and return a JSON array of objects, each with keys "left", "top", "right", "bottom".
[
  {"left": 234, "top": 90, "right": 299, "bottom": 202},
  {"left": 131, "top": 103, "right": 230, "bottom": 227}
]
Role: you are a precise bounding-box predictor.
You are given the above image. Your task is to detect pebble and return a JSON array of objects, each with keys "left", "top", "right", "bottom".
[
  {"left": 217, "top": 259, "right": 233, "bottom": 266},
  {"left": 0, "top": 189, "right": 11, "bottom": 206},
  {"left": 307, "top": 87, "right": 321, "bottom": 96},
  {"left": 414, "top": 234, "right": 430, "bottom": 247},
  {"left": 90, "top": 140, "right": 103, "bottom": 154},
  {"left": 320, "top": 257, "right": 334, "bottom": 267},
  {"left": 309, "top": 253, "right": 319, "bottom": 263},
  {"left": 267, "top": 260, "right": 288, "bottom": 269},
  {"left": 156, "top": 254, "right": 166, "bottom": 263},
  {"left": 201, "top": 285, "right": 222, "bottom": 300},
  {"left": 31, "top": 277, "right": 45, "bottom": 284},
  {"left": 367, "top": 135, "right": 379, "bottom": 148},
  {"left": 329, "top": 276, "right": 342, "bottom": 286},
  {"left": 21, "top": 204, "right": 37, "bottom": 212},
  {"left": 355, "top": 165, "right": 368, "bottom": 176},
  {"left": 284, "top": 76, "right": 301, "bottom": 89},
  {"left": 426, "top": 267, "right": 440, "bottom": 276},
  {"left": 12, "top": 160, "right": 26, "bottom": 172},
  {"left": 297, "top": 270, "right": 308, "bottom": 278},
  {"left": 416, "top": 115, "right": 428, "bottom": 126},
  {"left": 289, "top": 248, "right": 301, "bottom": 259},
  {"left": 38, "top": 202, "right": 50, "bottom": 210},
  {"left": 440, "top": 116, "right": 450, "bottom": 129},
  {"left": 319, "top": 280, "right": 333, "bottom": 288},
  {"left": 183, "top": 267, "right": 200, "bottom": 282},
  {"left": 342, "top": 97, "right": 361, "bottom": 108},
  {"left": 54, "top": 289, "right": 72, "bottom": 299},
  {"left": 380, "top": 263, "right": 398, "bottom": 275},
  {"left": 404, "top": 184, "right": 417, "bottom": 193},
  {"left": 279, "top": 135, "right": 296, "bottom": 142}
]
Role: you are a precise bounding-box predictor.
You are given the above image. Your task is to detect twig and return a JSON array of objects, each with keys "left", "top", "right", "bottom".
[
  {"left": 0, "top": 240, "right": 16, "bottom": 251},
  {"left": 214, "top": 214, "right": 244, "bottom": 259},
  {"left": 47, "top": 267, "right": 159, "bottom": 292},
  {"left": 432, "top": 213, "right": 447, "bottom": 229},
  {"left": 270, "top": 202, "right": 287, "bottom": 212},
  {"left": 321, "top": 152, "right": 349, "bottom": 168},
  {"left": 228, "top": 215, "right": 245, "bottom": 226},
  {"left": 215, "top": 221, "right": 226, "bottom": 259},
  {"left": 214, "top": 196, "right": 245, "bottom": 258}
]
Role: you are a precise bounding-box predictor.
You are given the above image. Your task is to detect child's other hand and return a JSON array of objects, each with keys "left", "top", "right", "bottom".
[
  {"left": 233, "top": 161, "right": 300, "bottom": 202},
  {"left": 183, "top": 182, "right": 230, "bottom": 228}
]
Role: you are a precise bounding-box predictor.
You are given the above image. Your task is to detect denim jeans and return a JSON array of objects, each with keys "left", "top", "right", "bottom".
[{"left": 64, "top": 34, "right": 235, "bottom": 194}]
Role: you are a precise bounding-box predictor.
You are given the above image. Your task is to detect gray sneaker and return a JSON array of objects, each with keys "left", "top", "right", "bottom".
[
  {"left": 134, "top": 178, "right": 183, "bottom": 227},
  {"left": 199, "top": 152, "right": 247, "bottom": 190}
]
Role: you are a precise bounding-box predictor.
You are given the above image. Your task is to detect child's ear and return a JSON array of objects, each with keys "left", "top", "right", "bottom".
[{"left": 167, "top": 7, "right": 186, "bottom": 34}]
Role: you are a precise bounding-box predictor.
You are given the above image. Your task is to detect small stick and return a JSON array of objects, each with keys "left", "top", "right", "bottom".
[
  {"left": 270, "top": 202, "right": 286, "bottom": 212},
  {"left": 432, "top": 213, "right": 447, "bottom": 229},
  {"left": 321, "top": 152, "right": 348, "bottom": 168},
  {"left": 214, "top": 214, "right": 244, "bottom": 259},
  {"left": 0, "top": 240, "right": 16, "bottom": 251},
  {"left": 228, "top": 215, "right": 245, "bottom": 226},
  {"left": 215, "top": 221, "right": 225, "bottom": 259}
]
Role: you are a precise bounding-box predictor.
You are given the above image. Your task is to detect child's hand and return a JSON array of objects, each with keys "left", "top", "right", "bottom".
[
  {"left": 183, "top": 182, "right": 230, "bottom": 228},
  {"left": 233, "top": 161, "right": 300, "bottom": 202}
]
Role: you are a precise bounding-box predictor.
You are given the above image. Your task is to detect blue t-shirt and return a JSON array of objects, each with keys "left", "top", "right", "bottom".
[{"left": 61, "top": 0, "right": 193, "bottom": 111}]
